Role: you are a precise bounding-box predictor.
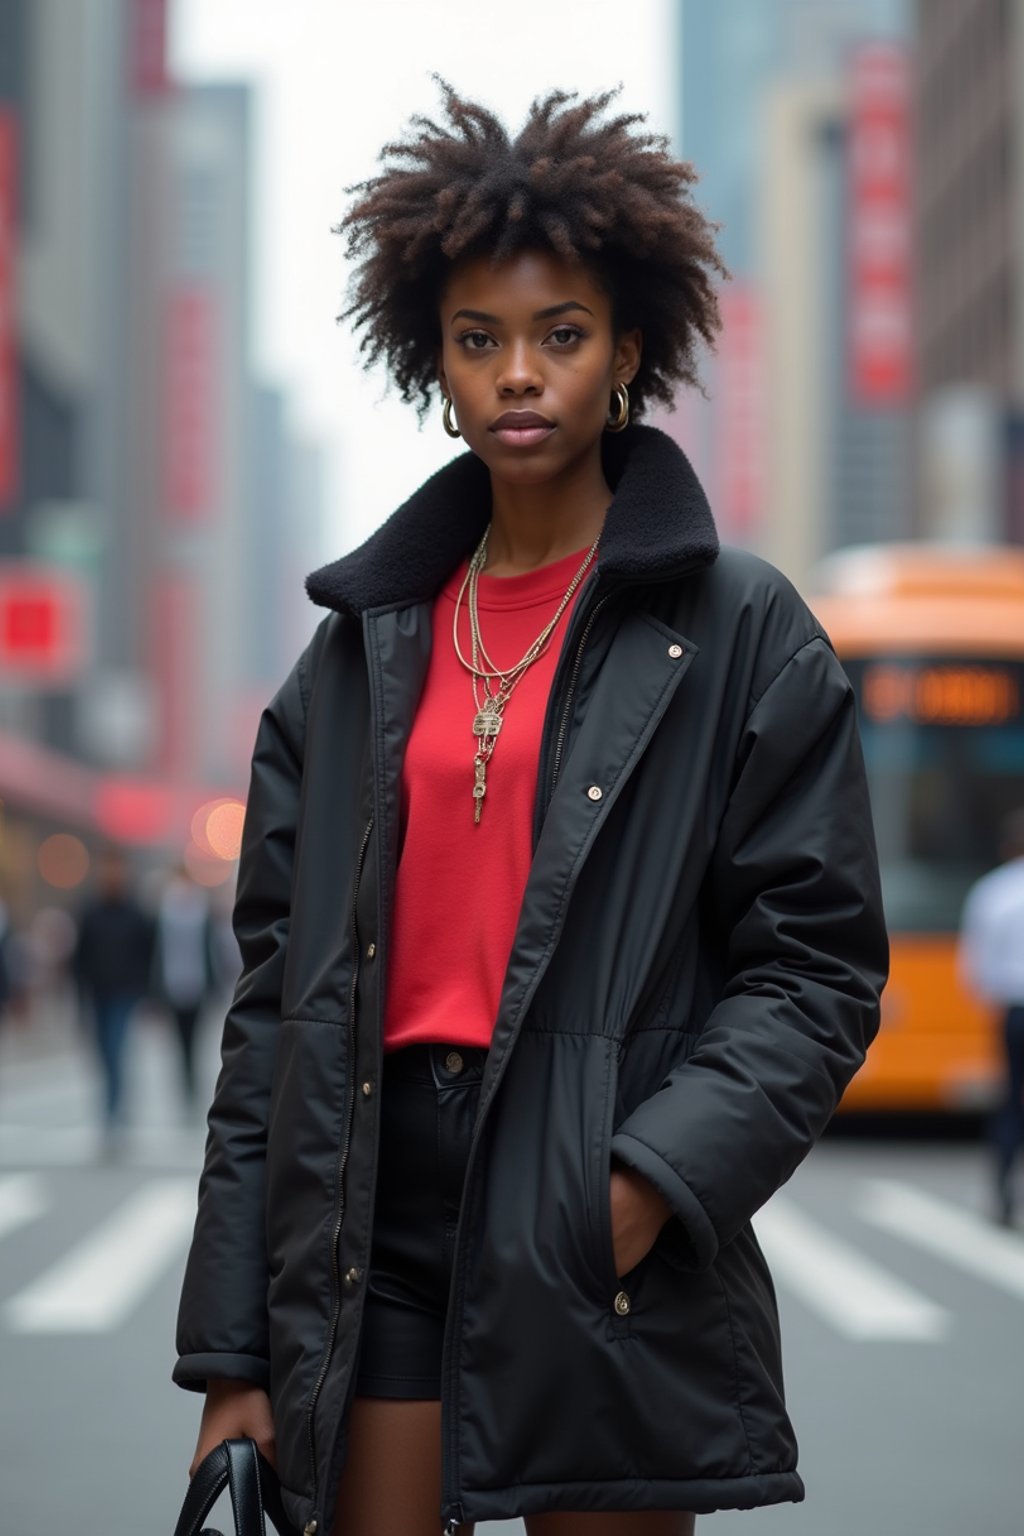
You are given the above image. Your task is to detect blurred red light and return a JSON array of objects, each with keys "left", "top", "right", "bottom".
[
  {"left": 205, "top": 799, "right": 245, "bottom": 861},
  {"left": 95, "top": 778, "right": 175, "bottom": 844},
  {"left": 184, "top": 839, "right": 233, "bottom": 887},
  {"left": 37, "top": 833, "right": 90, "bottom": 889},
  {"left": 191, "top": 797, "right": 227, "bottom": 856}
]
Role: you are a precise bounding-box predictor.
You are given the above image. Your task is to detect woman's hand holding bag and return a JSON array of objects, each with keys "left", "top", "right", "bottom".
[
  {"left": 173, "top": 1437, "right": 294, "bottom": 1536},
  {"left": 190, "top": 1380, "right": 277, "bottom": 1480}
]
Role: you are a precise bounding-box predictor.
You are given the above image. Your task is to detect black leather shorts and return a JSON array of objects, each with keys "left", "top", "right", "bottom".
[{"left": 353, "top": 1041, "right": 488, "bottom": 1399}]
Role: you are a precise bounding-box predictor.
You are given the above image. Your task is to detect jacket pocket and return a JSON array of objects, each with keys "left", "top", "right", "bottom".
[{"left": 590, "top": 1041, "right": 645, "bottom": 1308}]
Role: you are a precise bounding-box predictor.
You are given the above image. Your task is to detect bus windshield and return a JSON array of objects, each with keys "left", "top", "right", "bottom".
[{"left": 844, "top": 657, "right": 1024, "bottom": 932}]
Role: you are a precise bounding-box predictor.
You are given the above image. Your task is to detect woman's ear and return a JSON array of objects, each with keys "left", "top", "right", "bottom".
[
  {"left": 437, "top": 349, "right": 449, "bottom": 400},
  {"left": 615, "top": 329, "right": 643, "bottom": 386}
]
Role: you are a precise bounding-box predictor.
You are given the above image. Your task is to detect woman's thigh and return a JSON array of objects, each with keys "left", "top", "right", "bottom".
[
  {"left": 525, "top": 1511, "right": 696, "bottom": 1536},
  {"left": 333, "top": 1396, "right": 475, "bottom": 1536}
]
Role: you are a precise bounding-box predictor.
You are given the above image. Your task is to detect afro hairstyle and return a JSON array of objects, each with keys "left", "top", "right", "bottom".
[{"left": 336, "top": 80, "right": 728, "bottom": 419}]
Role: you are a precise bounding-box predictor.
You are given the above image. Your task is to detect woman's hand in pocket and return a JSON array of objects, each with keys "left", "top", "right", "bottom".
[
  {"left": 609, "top": 1162, "right": 673, "bottom": 1278},
  {"left": 189, "top": 1379, "right": 277, "bottom": 1479}
]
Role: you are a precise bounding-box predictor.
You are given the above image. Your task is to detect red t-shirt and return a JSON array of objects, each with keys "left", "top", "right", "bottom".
[{"left": 383, "top": 547, "right": 592, "bottom": 1051}]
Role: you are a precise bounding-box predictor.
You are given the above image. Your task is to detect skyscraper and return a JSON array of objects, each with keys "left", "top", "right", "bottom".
[
  {"left": 0, "top": 0, "right": 328, "bottom": 913},
  {"left": 679, "top": 0, "right": 912, "bottom": 581}
]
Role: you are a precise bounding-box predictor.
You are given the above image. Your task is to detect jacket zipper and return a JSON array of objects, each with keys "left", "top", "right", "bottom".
[
  {"left": 549, "top": 592, "right": 611, "bottom": 795},
  {"left": 305, "top": 812, "right": 375, "bottom": 1501},
  {"left": 441, "top": 1175, "right": 473, "bottom": 1534}
]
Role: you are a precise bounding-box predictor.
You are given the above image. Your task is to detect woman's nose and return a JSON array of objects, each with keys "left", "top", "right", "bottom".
[{"left": 495, "top": 341, "right": 543, "bottom": 395}]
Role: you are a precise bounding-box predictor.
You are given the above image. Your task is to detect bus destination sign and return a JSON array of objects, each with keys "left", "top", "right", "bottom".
[{"left": 861, "top": 663, "right": 1022, "bottom": 726}]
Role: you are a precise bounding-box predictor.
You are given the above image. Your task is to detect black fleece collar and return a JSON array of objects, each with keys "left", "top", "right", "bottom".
[{"left": 305, "top": 423, "right": 719, "bottom": 616}]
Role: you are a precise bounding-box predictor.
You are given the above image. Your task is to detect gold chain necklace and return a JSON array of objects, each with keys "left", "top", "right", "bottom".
[{"left": 452, "top": 527, "right": 600, "bottom": 824}]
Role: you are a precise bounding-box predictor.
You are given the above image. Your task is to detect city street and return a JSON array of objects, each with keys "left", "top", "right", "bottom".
[
  {"left": 3, "top": 3, "right": 1023, "bottom": 1535},
  {"left": 0, "top": 1012, "right": 1020, "bottom": 1536}
]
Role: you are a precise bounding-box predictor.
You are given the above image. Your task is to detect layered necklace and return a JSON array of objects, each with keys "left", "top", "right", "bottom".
[{"left": 452, "top": 525, "right": 601, "bottom": 824}]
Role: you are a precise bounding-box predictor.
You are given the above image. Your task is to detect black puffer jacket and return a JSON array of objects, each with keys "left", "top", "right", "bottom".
[{"left": 174, "top": 426, "right": 888, "bottom": 1536}]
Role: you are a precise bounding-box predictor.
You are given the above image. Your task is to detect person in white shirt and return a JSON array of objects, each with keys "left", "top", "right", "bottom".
[
  {"left": 958, "top": 809, "right": 1024, "bottom": 1225},
  {"left": 151, "top": 866, "right": 217, "bottom": 1118}
]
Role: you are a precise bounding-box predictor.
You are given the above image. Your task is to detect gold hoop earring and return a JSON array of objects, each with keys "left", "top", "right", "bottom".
[
  {"left": 442, "top": 396, "right": 462, "bottom": 439},
  {"left": 606, "top": 382, "right": 630, "bottom": 433}
]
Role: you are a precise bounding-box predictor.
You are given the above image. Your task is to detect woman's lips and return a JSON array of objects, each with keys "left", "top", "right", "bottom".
[
  {"left": 489, "top": 413, "right": 556, "bottom": 448},
  {"left": 491, "top": 423, "right": 556, "bottom": 447}
]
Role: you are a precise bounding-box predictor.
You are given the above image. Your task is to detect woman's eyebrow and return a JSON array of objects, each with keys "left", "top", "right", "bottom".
[
  {"left": 533, "top": 301, "right": 595, "bottom": 320},
  {"left": 450, "top": 300, "right": 596, "bottom": 325}
]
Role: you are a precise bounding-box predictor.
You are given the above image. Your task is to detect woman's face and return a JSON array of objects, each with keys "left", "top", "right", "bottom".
[{"left": 437, "top": 249, "right": 641, "bottom": 486}]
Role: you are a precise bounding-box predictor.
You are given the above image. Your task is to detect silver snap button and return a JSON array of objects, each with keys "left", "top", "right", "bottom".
[
  {"left": 668, "top": 643, "right": 683, "bottom": 659},
  {"left": 614, "top": 1289, "right": 631, "bottom": 1316},
  {"left": 587, "top": 785, "right": 603, "bottom": 802},
  {"left": 361, "top": 1080, "right": 373, "bottom": 1098},
  {"left": 366, "top": 941, "right": 376, "bottom": 959},
  {"left": 445, "top": 1050, "right": 464, "bottom": 1075},
  {"left": 343, "top": 1266, "right": 362, "bottom": 1288},
  {"left": 304, "top": 1521, "right": 318, "bottom": 1536}
]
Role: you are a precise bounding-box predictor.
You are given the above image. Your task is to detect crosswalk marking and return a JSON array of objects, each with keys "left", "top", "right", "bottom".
[
  {"left": 0, "top": 1167, "right": 1018, "bottom": 1341},
  {"left": 0, "top": 1173, "right": 49, "bottom": 1240},
  {"left": 858, "top": 1178, "right": 1024, "bottom": 1303},
  {"left": 754, "top": 1195, "right": 951, "bottom": 1341},
  {"left": 3, "top": 1178, "right": 197, "bottom": 1333},
  {"left": 0, "top": 1121, "right": 204, "bottom": 1170}
]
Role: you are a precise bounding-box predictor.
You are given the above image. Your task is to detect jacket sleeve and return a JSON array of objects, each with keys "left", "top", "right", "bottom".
[
  {"left": 172, "top": 635, "right": 315, "bottom": 1393},
  {"left": 610, "top": 634, "right": 889, "bottom": 1271}
]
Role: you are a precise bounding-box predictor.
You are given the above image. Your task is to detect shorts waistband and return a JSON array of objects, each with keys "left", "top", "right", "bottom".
[{"left": 382, "top": 1041, "right": 489, "bottom": 1086}]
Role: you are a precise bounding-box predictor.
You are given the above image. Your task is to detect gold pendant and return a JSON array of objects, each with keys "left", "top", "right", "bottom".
[
  {"left": 472, "top": 697, "right": 504, "bottom": 739},
  {"left": 473, "top": 757, "right": 487, "bottom": 824}
]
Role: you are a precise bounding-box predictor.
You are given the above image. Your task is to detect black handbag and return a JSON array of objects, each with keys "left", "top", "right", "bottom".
[{"left": 173, "top": 1438, "right": 295, "bottom": 1536}]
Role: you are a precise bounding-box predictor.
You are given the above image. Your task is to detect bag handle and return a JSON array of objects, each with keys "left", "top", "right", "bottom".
[{"left": 172, "top": 1438, "right": 294, "bottom": 1536}]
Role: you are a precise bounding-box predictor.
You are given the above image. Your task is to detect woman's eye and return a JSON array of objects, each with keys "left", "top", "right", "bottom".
[
  {"left": 548, "top": 326, "right": 582, "bottom": 346},
  {"left": 459, "top": 331, "right": 493, "bottom": 350}
]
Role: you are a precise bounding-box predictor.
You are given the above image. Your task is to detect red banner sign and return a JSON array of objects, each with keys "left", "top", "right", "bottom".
[
  {"left": 162, "top": 287, "right": 217, "bottom": 521},
  {"left": 847, "top": 42, "right": 913, "bottom": 406},
  {"left": 0, "top": 565, "right": 88, "bottom": 682},
  {"left": 0, "top": 109, "right": 18, "bottom": 510},
  {"left": 131, "top": 0, "right": 169, "bottom": 98},
  {"left": 714, "top": 284, "right": 765, "bottom": 538},
  {"left": 151, "top": 573, "right": 198, "bottom": 775}
]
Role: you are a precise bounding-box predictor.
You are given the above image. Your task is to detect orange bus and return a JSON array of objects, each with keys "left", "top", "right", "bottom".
[{"left": 809, "top": 544, "right": 1024, "bottom": 1112}]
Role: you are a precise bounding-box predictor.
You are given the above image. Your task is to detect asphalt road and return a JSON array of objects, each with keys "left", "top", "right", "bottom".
[{"left": 0, "top": 1004, "right": 1020, "bottom": 1536}]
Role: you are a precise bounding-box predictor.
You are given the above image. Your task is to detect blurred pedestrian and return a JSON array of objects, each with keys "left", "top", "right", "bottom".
[
  {"left": 71, "top": 846, "right": 155, "bottom": 1158},
  {"left": 151, "top": 865, "right": 218, "bottom": 1118},
  {"left": 959, "top": 809, "right": 1024, "bottom": 1226},
  {"left": 210, "top": 884, "right": 242, "bottom": 995}
]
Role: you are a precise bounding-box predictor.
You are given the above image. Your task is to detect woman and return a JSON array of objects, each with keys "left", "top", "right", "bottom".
[{"left": 174, "top": 86, "right": 888, "bottom": 1536}]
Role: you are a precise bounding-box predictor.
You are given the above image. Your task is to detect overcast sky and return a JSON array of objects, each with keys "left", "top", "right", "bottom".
[{"left": 170, "top": 0, "right": 680, "bottom": 554}]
